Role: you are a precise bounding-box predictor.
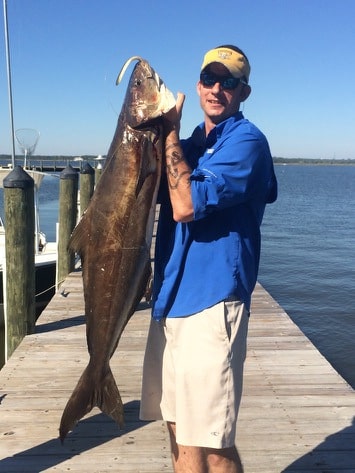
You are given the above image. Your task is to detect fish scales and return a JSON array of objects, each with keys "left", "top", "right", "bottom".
[{"left": 59, "top": 57, "right": 175, "bottom": 442}]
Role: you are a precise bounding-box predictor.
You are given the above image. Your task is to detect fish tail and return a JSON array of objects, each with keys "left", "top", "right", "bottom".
[{"left": 59, "top": 365, "right": 124, "bottom": 443}]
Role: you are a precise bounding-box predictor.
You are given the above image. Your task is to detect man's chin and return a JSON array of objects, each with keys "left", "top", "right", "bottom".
[{"left": 207, "top": 112, "right": 226, "bottom": 125}]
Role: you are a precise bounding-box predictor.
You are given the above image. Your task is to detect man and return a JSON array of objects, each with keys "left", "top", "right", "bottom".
[{"left": 140, "top": 44, "right": 277, "bottom": 473}]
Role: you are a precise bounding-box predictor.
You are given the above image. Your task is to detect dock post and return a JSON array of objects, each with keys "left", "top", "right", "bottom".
[
  {"left": 57, "top": 165, "right": 78, "bottom": 288},
  {"left": 3, "top": 166, "right": 35, "bottom": 359},
  {"left": 80, "top": 162, "right": 95, "bottom": 216}
]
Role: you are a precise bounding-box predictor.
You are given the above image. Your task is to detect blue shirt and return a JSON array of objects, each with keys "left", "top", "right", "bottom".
[{"left": 152, "top": 112, "right": 277, "bottom": 320}]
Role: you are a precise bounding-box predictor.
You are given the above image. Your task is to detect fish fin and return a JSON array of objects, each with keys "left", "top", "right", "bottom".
[
  {"left": 99, "top": 368, "right": 125, "bottom": 427},
  {"left": 68, "top": 216, "right": 88, "bottom": 254},
  {"left": 59, "top": 365, "right": 124, "bottom": 442}
]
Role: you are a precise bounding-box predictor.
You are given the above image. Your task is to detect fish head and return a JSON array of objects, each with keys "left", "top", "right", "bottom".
[{"left": 117, "top": 57, "right": 175, "bottom": 128}]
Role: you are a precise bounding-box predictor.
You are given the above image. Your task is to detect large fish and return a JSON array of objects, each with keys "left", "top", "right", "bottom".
[{"left": 59, "top": 57, "right": 175, "bottom": 442}]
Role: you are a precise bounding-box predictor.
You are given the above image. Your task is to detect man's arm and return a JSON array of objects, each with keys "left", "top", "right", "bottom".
[{"left": 163, "top": 93, "right": 194, "bottom": 223}]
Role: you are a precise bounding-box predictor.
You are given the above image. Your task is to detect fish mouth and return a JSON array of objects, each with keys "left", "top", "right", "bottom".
[
  {"left": 158, "top": 81, "right": 175, "bottom": 114},
  {"left": 132, "top": 118, "right": 162, "bottom": 132}
]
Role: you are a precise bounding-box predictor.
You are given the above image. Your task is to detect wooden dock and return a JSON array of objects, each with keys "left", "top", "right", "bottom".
[{"left": 0, "top": 271, "right": 354, "bottom": 472}]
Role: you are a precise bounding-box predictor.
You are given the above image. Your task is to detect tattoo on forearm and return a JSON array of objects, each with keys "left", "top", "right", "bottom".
[
  {"left": 168, "top": 171, "right": 191, "bottom": 189},
  {"left": 166, "top": 148, "right": 191, "bottom": 190},
  {"left": 165, "top": 142, "right": 180, "bottom": 152},
  {"left": 169, "top": 149, "right": 184, "bottom": 166}
]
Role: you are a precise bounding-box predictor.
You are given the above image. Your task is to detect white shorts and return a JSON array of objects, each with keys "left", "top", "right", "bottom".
[{"left": 140, "top": 300, "right": 249, "bottom": 448}]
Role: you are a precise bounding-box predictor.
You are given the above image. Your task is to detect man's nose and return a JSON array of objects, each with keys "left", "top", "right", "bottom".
[{"left": 211, "top": 81, "right": 223, "bottom": 93}]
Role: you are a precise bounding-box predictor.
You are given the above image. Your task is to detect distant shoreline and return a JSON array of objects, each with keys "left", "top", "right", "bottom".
[
  {"left": 0, "top": 154, "right": 354, "bottom": 166},
  {"left": 273, "top": 157, "right": 355, "bottom": 165}
]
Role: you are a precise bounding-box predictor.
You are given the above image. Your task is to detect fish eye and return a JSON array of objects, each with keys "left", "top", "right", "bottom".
[{"left": 134, "top": 79, "right": 142, "bottom": 86}]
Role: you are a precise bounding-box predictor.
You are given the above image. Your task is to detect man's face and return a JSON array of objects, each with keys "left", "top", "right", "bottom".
[{"left": 197, "top": 63, "right": 250, "bottom": 126}]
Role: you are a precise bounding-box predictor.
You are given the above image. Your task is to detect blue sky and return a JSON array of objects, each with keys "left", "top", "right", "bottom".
[{"left": 0, "top": 0, "right": 354, "bottom": 160}]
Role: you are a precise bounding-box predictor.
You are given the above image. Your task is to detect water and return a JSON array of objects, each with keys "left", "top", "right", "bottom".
[
  {"left": 0, "top": 172, "right": 60, "bottom": 241},
  {"left": 1, "top": 166, "right": 354, "bottom": 389},
  {"left": 259, "top": 165, "right": 355, "bottom": 388},
  {"left": 36, "top": 174, "right": 60, "bottom": 242}
]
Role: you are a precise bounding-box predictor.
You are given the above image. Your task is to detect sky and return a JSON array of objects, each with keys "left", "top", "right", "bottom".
[{"left": 0, "top": 0, "right": 354, "bottom": 160}]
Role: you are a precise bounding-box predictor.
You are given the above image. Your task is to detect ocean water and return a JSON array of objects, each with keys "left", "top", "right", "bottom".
[
  {"left": 259, "top": 165, "right": 355, "bottom": 388},
  {"left": 1, "top": 165, "right": 354, "bottom": 388}
]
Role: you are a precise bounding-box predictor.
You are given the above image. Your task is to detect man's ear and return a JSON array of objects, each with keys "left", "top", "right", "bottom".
[
  {"left": 196, "top": 81, "right": 202, "bottom": 97},
  {"left": 240, "top": 84, "right": 251, "bottom": 102}
]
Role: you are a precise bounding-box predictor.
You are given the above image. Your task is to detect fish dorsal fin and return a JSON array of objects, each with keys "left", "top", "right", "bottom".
[{"left": 116, "top": 56, "right": 144, "bottom": 85}]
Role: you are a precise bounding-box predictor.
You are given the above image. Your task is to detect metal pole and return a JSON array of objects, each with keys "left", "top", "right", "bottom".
[{"left": 3, "top": 0, "right": 16, "bottom": 168}]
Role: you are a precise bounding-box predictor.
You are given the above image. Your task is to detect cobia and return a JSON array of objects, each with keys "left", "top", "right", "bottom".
[{"left": 59, "top": 57, "right": 175, "bottom": 442}]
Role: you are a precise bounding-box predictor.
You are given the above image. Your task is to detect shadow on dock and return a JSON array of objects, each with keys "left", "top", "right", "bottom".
[
  {"left": 35, "top": 314, "right": 85, "bottom": 334},
  {"left": 0, "top": 400, "right": 152, "bottom": 473},
  {"left": 282, "top": 416, "right": 355, "bottom": 471}
]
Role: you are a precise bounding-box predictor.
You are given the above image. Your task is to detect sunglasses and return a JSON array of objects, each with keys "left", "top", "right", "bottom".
[{"left": 200, "top": 72, "right": 247, "bottom": 90}]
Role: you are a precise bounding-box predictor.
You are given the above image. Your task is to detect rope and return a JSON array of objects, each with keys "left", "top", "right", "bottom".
[{"left": 35, "top": 278, "right": 66, "bottom": 299}]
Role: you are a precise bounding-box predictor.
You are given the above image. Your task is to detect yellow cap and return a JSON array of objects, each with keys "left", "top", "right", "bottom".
[{"left": 201, "top": 47, "right": 250, "bottom": 82}]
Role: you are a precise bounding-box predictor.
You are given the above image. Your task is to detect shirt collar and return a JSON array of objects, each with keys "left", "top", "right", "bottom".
[{"left": 191, "top": 111, "right": 244, "bottom": 149}]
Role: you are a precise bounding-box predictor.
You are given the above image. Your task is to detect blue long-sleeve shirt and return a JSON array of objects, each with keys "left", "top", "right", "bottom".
[{"left": 152, "top": 112, "right": 277, "bottom": 320}]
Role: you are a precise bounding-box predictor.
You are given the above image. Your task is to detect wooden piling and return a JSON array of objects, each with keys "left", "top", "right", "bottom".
[
  {"left": 79, "top": 162, "right": 95, "bottom": 216},
  {"left": 3, "top": 166, "right": 35, "bottom": 359},
  {"left": 57, "top": 165, "right": 78, "bottom": 287}
]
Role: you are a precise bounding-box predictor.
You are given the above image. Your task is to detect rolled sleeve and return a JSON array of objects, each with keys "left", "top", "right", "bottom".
[{"left": 190, "top": 135, "right": 270, "bottom": 220}]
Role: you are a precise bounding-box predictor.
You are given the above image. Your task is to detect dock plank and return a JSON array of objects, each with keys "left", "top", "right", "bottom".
[{"left": 0, "top": 271, "right": 355, "bottom": 472}]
